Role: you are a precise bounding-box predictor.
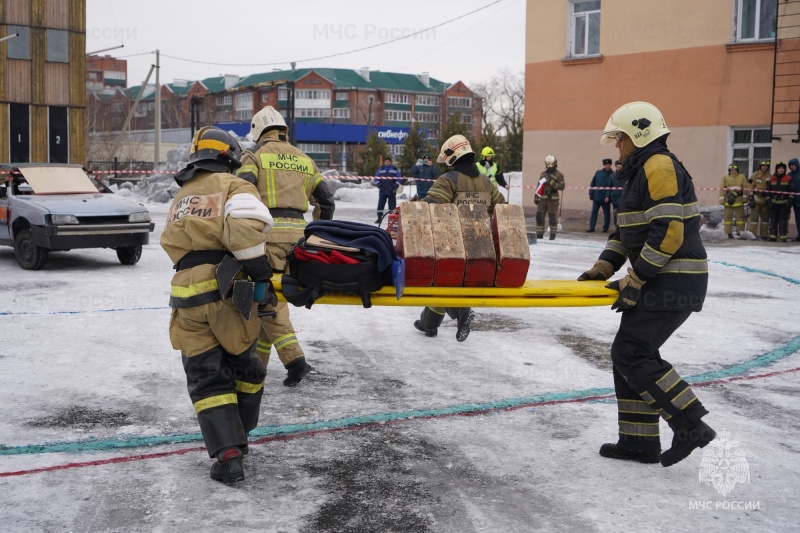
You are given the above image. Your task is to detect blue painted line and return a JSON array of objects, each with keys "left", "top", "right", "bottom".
[
  {"left": 2, "top": 334, "right": 797, "bottom": 457},
  {"left": 710, "top": 260, "right": 800, "bottom": 285},
  {"left": 0, "top": 307, "right": 169, "bottom": 316}
]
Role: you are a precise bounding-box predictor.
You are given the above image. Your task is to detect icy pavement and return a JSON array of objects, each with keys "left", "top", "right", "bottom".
[{"left": 0, "top": 187, "right": 798, "bottom": 532}]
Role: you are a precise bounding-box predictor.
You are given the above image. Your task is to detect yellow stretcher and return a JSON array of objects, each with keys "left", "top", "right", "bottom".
[{"left": 272, "top": 278, "right": 617, "bottom": 308}]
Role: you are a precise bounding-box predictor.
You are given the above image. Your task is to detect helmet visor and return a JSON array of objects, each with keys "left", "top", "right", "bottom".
[{"left": 600, "top": 117, "right": 623, "bottom": 145}]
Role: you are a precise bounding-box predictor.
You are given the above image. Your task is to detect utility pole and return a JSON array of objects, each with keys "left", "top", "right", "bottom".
[
  {"left": 154, "top": 49, "right": 161, "bottom": 168},
  {"left": 110, "top": 63, "right": 155, "bottom": 159}
]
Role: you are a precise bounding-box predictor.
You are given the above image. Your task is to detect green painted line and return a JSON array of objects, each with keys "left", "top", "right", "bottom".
[{"left": 1, "top": 334, "right": 797, "bottom": 457}]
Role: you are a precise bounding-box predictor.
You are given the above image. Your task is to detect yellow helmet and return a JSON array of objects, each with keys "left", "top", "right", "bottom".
[
  {"left": 600, "top": 101, "right": 670, "bottom": 148},
  {"left": 481, "top": 146, "right": 495, "bottom": 158},
  {"left": 437, "top": 134, "right": 474, "bottom": 166},
  {"left": 250, "top": 105, "right": 288, "bottom": 139}
]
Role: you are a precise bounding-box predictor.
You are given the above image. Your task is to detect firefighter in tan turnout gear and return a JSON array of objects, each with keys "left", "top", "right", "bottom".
[
  {"left": 578, "top": 101, "right": 715, "bottom": 467},
  {"left": 413, "top": 134, "right": 505, "bottom": 342},
  {"left": 236, "top": 106, "right": 335, "bottom": 386},
  {"left": 534, "top": 155, "right": 565, "bottom": 240},
  {"left": 161, "top": 126, "right": 276, "bottom": 483},
  {"left": 719, "top": 164, "right": 748, "bottom": 239},
  {"left": 747, "top": 161, "right": 771, "bottom": 240}
]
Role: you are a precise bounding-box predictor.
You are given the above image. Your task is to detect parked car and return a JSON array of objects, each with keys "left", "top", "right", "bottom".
[{"left": 0, "top": 163, "right": 155, "bottom": 270}]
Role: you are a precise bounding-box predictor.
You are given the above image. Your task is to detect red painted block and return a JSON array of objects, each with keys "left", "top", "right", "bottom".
[
  {"left": 395, "top": 202, "right": 435, "bottom": 286},
  {"left": 458, "top": 204, "right": 496, "bottom": 287},
  {"left": 491, "top": 204, "right": 531, "bottom": 287},
  {"left": 430, "top": 203, "right": 466, "bottom": 286}
]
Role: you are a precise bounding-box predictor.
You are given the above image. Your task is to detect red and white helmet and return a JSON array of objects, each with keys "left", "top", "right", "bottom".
[{"left": 437, "top": 134, "right": 474, "bottom": 166}]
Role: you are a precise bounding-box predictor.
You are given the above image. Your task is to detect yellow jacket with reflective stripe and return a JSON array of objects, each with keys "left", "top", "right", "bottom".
[
  {"left": 237, "top": 129, "right": 323, "bottom": 247},
  {"left": 160, "top": 171, "right": 268, "bottom": 305}
]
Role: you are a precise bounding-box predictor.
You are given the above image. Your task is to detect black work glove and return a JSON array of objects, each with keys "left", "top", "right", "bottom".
[
  {"left": 577, "top": 259, "right": 615, "bottom": 281},
  {"left": 240, "top": 256, "right": 273, "bottom": 283},
  {"left": 606, "top": 268, "right": 646, "bottom": 312},
  {"left": 748, "top": 197, "right": 755, "bottom": 208}
]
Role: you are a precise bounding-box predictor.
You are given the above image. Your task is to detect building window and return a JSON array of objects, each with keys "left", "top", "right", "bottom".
[
  {"left": 333, "top": 108, "right": 350, "bottom": 119},
  {"left": 297, "top": 108, "right": 331, "bottom": 118},
  {"left": 732, "top": 127, "right": 772, "bottom": 174},
  {"left": 335, "top": 92, "right": 349, "bottom": 101},
  {"left": 459, "top": 114, "right": 472, "bottom": 125},
  {"left": 385, "top": 110, "right": 411, "bottom": 122},
  {"left": 414, "top": 112, "right": 438, "bottom": 123},
  {"left": 447, "top": 97, "right": 472, "bottom": 108},
  {"left": 298, "top": 143, "right": 329, "bottom": 153},
  {"left": 278, "top": 88, "right": 288, "bottom": 101},
  {"left": 216, "top": 95, "right": 232, "bottom": 106},
  {"left": 7, "top": 26, "right": 30, "bottom": 60},
  {"left": 385, "top": 93, "right": 411, "bottom": 105},
  {"left": 235, "top": 92, "right": 253, "bottom": 121},
  {"left": 736, "top": 0, "right": 777, "bottom": 41},
  {"left": 415, "top": 95, "right": 439, "bottom": 106},
  {"left": 569, "top": 1, "right": 601, "bottom": 57},
  {"left": 296, "top": 89, "right": 330, "bottom": 100},
  {"left": 46, "top": 30, "right": 69, "bottom": 63}
]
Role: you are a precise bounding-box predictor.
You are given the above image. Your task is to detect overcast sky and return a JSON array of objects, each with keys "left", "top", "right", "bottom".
[{"left": 86, "top": 0, "right": 526, "bottom": 90}]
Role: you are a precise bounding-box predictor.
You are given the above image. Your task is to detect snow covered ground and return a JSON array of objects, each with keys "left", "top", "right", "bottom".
[{"left": 0, "top": 181, "right": 798, "bottom": 532}]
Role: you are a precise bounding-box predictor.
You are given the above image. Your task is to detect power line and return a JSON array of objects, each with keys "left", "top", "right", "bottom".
[{"left": 159, "top": 0, "right": 505, "bottom": 68}]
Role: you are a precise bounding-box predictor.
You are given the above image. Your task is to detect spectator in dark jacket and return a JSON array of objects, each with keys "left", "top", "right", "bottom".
[
  {"left": 374, "top": 156, "right": 402, "bottom": 223},
  {"left": 789, "top": 158, "right": 800, "bottom": 241},
  {"left": 588, "top": 158, "right": 614, "bottom": 232},
  {"left": 610, "top": 160, "right": 624, "bottom": 229},
  {"left": 410, "top": 153, "right": 440, "bottom": 199}
]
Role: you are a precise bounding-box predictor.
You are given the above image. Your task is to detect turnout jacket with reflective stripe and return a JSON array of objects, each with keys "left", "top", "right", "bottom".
[
  {"left": 423, "top": 169, "right": 506, "bottom": 214},
  {"left": 599, "top": 145, "right": 708, "bottom": 311},
  {"left": 160, "top": 171, "right": 268, "bottom": 308},
  {"left": 236, "top": 130, "right": 333, "bottom": 247}
]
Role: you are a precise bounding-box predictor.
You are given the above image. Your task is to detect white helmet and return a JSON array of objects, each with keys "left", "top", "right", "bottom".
[
  {"left": 251, "top": 106, "right": 287, "bottom": 139},
  {"left": 544, "top": 154, "right": 557, "bottom": 169},
  {"left": 600, "top": 101, "right": 670, "bottom": 148},
  {"left": 437, "top": 134, "right": 474, "bottom": 166}
]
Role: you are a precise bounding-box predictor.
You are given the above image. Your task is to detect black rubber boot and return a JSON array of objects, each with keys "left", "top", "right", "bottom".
[
  {"left": 599, "top": 443, "right": 661, "bottom": 464},
  {"left": 414, "top": 308, "right": 443, "bottom": 337},
  {"left": 283, "top": 357, "right": 313, "bottom": 387},
  {"left": 661, "top": 420, "right": 716, "bottom": 467},
  {"left": 455, "top": 308, "right": 475, "bottom": 342},
  {"left": 549, "top": 233, "right": 556, "bottom": 240},
  {"left": 210, "top": 447, "right": 245, "bottom": 483}
]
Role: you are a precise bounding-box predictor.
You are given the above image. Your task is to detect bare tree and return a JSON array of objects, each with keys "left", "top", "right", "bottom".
[{"left": 473, "top": 69, "right": 525, "bottom": 170}]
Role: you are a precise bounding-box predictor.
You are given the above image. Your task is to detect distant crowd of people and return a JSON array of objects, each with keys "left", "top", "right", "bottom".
[{"left": 580, "top": 158, "right": 799, "bottom": 242}]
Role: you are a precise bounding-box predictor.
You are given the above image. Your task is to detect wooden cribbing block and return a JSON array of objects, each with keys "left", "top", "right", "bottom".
[
  {"left": 430, "top": 203, "right": 466, "bottom": 286},
  {"left": 396, "top": 202, "right": 435, "bottom": 286},
  {"left": 458, "top": 204, "right": 496, "bottom": 287},
  {"left": 491, "top": 204, "right": 531, "bottom": 287}
]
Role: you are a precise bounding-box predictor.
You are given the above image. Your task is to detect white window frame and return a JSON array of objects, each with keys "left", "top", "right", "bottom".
[
  {"left": 447, "top": 97, "right": 472, "bottom": 108},
  {"left": 415, "top": 95, "right": 439, "bottom": 106},
  {"left": 335, "top": 92, "right": 349, "bottom": 101},
  {"left": 216, "top": 95, "right": 232, "bottom": 107},
  {"left": 278, "top": 88, "right": 288, "bottom": 100},
  {"left": 297, "top": 108, "right": 331, "bottom": 118},
  {"left": 385, "top": 93, "right": 411, "bottom": 105},
  {"left": 296, "top": 89, "right": 331, "bottom": 101},
  {"left": 298, "top": 143, "right": 330, "bottom": 154},
  {"left": 385, "top": 110, "right": 411, "bottom": 122},
  {"left": 736, "top": 0, "right": 777, "bottom": 42},
  {"left": 414, "top": 112, "right": 438, "bottom": 123},
  {"left": 568, "top": 1, "right": 601, "bottom": 57},
  {"left": 333, "top": 108, "right": 350, "bottom": 119},
  {"left": 731, "top": 126, "right": 772, "bottom": 174}
]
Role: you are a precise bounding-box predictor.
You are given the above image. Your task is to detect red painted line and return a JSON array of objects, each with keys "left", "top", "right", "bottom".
[{"left": 1, "top": 366, "right": 798, "bottom": 478}]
